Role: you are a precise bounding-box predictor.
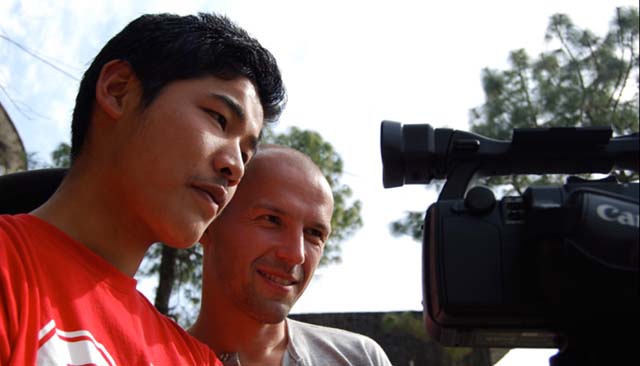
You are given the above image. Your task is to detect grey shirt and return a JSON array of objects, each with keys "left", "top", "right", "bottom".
[
  {"left": 282, "top": 318, "right": 393, "bottom": 366},
  {"left": 218, "top": 318, "right": 393, "bottom": 366}
]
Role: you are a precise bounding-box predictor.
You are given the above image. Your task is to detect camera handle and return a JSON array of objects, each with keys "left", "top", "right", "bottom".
[{"left": 438, "top": 163, "right": 481, "bottom": 200}]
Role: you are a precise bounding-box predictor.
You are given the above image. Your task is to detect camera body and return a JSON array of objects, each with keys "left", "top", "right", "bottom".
[
  {"left": 424, "top": 180, "right": 638, "bottom": 348},
  {"left": 380, "top": 121, "right": 639, "bottom": 349}
]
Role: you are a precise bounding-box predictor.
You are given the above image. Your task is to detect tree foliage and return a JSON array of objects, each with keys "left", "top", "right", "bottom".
[
  {"left": 382, "top": 311, "right": 429, "bottom": 342},
  {"left": 382, "top": 312, "right": 490, "bottom": 365},
  {"left": 391, "top": 6, "right": 639, "bottom": 240},
  {"left": 51, "top": 142, "right": 71, "bottom": 168},
  {"left": 471, "top": 6, "right": 639, "bottom": 189}
]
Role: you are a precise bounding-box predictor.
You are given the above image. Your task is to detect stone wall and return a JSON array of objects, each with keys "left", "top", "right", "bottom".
[{"left": 0, "top": 102, "right": 26, "bottom": 174}]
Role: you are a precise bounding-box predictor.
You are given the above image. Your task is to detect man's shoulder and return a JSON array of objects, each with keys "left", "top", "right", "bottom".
[
  {"left": 0, "top": 214, "right": 61, "bottom": 254},
  {"left": 287, "top": 318, "right": 373, "bottom": 342},
  {"left": 0, "top": 214, "right": 32, "bottom": 247},
  {"left": 285, "top": 318, "right": 392, "bottom": 366},
  {"left": 0, "top": 213, "right": 24, "bottom": 228},
  {"left": 0, "top": 214, "right": 44, "bottom": 235}
]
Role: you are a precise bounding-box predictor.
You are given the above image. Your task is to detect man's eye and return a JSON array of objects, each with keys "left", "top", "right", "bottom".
[
  {"left": 305, "top": 228, "right": 326, "bottom": 243},
  {"left": 261, "top": 215, "right": 280, "bottom": 225},
  {"left": 242, "top": 147, "right": 257, "bottom": 165},
  {"left": 204, "top": 109, "right": 227, "bottom": 130}
]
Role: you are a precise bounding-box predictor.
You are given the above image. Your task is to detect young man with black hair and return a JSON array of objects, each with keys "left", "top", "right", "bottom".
[
  {"left": 190, "top": 146, "right": 392, "bottom": 366},
  {"left": 0, "top": 13, "right": 285, "bottom": 365}
]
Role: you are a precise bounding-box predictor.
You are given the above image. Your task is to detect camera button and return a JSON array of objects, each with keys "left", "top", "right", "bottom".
[{"left": 464, "top": 186, "right": 496, "bottom": 214}]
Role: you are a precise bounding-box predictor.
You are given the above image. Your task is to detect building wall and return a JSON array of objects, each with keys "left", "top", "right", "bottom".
[{"left": 0, "top": 102, "right": 27, "bottom": 174}]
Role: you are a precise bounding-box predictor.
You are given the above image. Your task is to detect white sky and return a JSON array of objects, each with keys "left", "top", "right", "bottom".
[{"left": 1, "top": 1, "right": 636, "bottom": 365}]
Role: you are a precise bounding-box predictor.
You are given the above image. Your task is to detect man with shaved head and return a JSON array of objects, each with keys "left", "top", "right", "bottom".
[{"left": 189, "top": 145, "right": 392, "bottom": 365}]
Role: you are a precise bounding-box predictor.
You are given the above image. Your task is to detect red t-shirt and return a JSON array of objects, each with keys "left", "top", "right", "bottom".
[{"left": 0, "top": 214, "right": 221, "bottom": 366}]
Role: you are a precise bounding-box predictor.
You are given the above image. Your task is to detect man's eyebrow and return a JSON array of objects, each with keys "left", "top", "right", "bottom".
[
  {"left": 254, "top": 203, "right": 285, "bottom": 215},
  {"left": 209, "top": 92, "right": 260, "bottom": 155},
  {"left": 254, "top": 203, "right": 331, "bottom": 235},
  {"left": 208, "top": 93, "right": 245, "bottom": 121}
]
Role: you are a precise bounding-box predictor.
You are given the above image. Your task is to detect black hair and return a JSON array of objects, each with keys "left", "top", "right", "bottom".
[{"left": 70, "top": 12, "right": 286, "bottom": 160}]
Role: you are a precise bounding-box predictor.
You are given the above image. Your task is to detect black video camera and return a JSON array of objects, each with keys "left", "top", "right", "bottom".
[{"left": 380, "top": 121, "right": 639, "bottom": 364}]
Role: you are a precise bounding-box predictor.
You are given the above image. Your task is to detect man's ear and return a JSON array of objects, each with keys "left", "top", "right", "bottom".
[{"left": 95, "top": 60, "right": 139, "bottom": 119}]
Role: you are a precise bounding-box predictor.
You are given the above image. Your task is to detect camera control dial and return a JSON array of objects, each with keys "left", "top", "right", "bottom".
[{"left": 464, "top": 186, "right": 496, "bottom": 214}]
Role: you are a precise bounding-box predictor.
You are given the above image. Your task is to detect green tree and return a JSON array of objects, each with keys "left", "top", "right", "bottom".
[
  {"left": 382, "top": 312, "right": 494, "bottom": 366},
  {"left": 146, "top": 242, "right": 203, "bottom": 322},
  {"left": 50, "top": 142, "right": 71, "bottom": 168},
  {"left": 26, "top": 142, "right": 70, "bottom": 169},
  {"left": 391, "top": 6, "right": 639, "bottom": 240},
  {"left": 146, "top": 126, "right": 363, "bottom": 324},
  {"left": 26, "top": 151, "right": 49, "bottom": 170}
]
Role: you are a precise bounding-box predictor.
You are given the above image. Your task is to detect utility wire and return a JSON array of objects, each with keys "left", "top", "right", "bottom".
[{"left": 0, "top": 34, "right": 79, "bottom": 81}]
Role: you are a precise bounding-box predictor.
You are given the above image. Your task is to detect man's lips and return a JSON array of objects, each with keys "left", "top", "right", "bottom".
[
  {"left": 257, "top": 269, "right": 299, "bottom": 287},
  {"left": 193, "top": 183, "right": 228, "bottom": 210}
]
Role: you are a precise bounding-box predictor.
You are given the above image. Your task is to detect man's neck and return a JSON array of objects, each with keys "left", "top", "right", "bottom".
[
  {"left": 31, "top": 168, "right": 150, "bottom": 277},
  {"left": 189, "top": 310, "right": 289, "bottom": 366}
]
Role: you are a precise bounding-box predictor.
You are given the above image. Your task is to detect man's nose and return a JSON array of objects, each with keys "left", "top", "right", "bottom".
[
  {"left": 275, "top": 230, "right": 306, "bottom": 266},
  {"left": 214, "top": 140, "right": 244, "bottom": 187}
]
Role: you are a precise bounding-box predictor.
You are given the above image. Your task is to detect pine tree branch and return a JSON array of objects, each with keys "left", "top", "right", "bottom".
[
  {"left": 609, "top": 8, "right": 636, "bottom": 126},
  {"left": 552, "top": 23, "right": 590, "bottom": 125},
  {"left": 511, "top": 175, "right": 524, "bottom": 196},
  {"left": 515, "top": 65, "right": 538, "bottom": 127}
]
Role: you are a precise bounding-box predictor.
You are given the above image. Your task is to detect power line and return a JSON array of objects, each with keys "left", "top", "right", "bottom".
[{"left": 0, "top": 34, "right": 79, "bottom": 81}]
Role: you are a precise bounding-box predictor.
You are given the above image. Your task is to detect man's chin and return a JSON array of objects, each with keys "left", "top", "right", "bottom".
[
  {"left": 247, "top": 304, "right": 291, "bottom": 324},
  {"left": 157, "top": 222, "right": 207, "bottom": 249}
]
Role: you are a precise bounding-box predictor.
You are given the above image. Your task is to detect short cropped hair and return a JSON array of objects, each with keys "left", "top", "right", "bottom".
[{"left": 70, "top": 12, "right": 286, "bottom": 160}]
